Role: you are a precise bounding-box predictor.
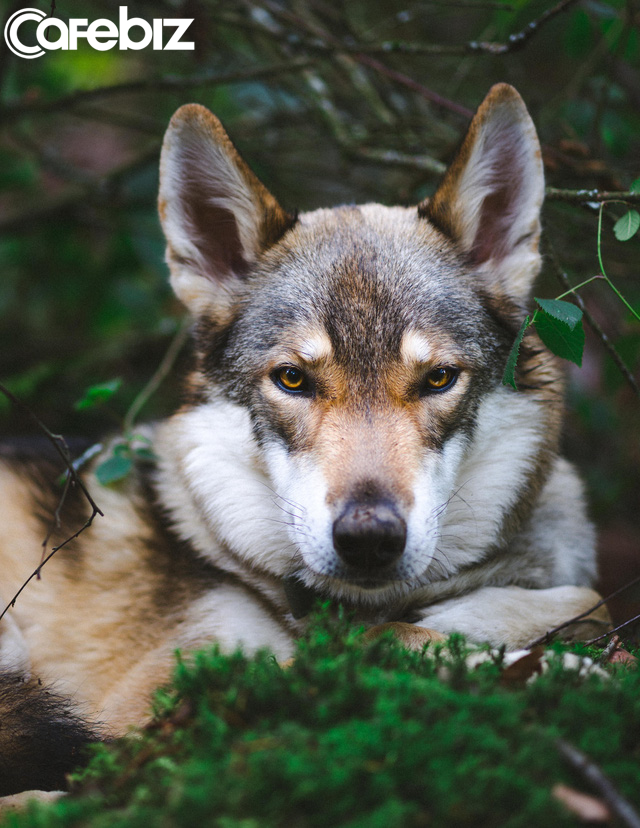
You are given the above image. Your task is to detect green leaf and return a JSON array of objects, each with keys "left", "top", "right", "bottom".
[
  {"left": 502, "top": 315, "right": 530, "bottom": 389},
  {"left": 534, "top": 298, "right": 583, "bottom": 330},
  {"left": 630, "top": 177, "right": 640, "bottom": 194},
  {"left": 75, "top": 378, "right": 122, "bottom": 411},
  {"left": 613, "top": 210, "right": 640, "bottom": 242},
  {"left": 534, "top": 311, "right": 585, "bottom": 367},
  {"left": 95, "top": 452, "right": 133, "bottom": 485}
]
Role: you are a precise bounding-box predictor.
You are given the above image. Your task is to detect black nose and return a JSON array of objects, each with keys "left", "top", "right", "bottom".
[{"left": 332, "top": 501, "right": 406, "bottom": 570}]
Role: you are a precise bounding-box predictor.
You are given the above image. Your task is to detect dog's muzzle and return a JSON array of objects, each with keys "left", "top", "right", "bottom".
[{"left": 332, "top": 500, "right": 406, "bottom": 571}]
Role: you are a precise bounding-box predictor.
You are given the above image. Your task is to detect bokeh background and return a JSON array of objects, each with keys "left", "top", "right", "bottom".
[{"left": 1, "top": 0, "right": 638, "bottom": 630}]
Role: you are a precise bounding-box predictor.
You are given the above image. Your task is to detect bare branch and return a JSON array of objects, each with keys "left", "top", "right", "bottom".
[
  {"left": 0, "top": 145, "right": 160, "bottom": 236},
  {"left": 528, "top": 572, "right": 640, "bottom": 647},
  {"left": 0, "top": 59, "right": 316, "bottom": 125},
  {"left": 0, "top": 384, "right": 103, "bottom": 623},
  {"left": 546, "top": 187, "right": 640, "bottom": 205},
  {"left": 350, "top": 146, "right": 446, "bottom": 175},
  {"left": 123, "top": 316, "right": 191, "bottom": 435},
  {"left": 557, "top": 740, "right": 640, "bottom": 828},
  {"left": 586, "top": 612, "right": 640, "bottom": 645},
  {"left": 249, "top": 0, "right": 578, "bottom": 59}
]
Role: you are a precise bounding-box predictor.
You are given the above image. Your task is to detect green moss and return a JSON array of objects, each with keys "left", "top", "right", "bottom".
[{"left": 4, "top": 611, "right": 640, "bottom": 828}]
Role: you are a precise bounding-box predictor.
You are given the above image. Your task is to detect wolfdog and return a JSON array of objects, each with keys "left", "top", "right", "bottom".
[{"left": 0, "top": 84, "right": 608, "bottom": 797}]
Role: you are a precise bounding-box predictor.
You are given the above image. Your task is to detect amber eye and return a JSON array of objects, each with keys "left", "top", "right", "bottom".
[
  {"left": 422, "top": 367, "right": 458, "bottom": 394},
  {"left": 273, "top": 366, "right": 309, "bottom": 394}
]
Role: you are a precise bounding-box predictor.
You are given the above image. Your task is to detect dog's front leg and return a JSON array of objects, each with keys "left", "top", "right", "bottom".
[{"left": 409, "top": 585, "right": 610, "bottom": 650}]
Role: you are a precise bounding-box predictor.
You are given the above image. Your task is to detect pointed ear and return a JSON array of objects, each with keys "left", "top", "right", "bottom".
[
  {"left": 420, "top": 84, "right": 544, "bottom": 302},
  {"left": 158, "top": 104, "right": 296, "bottom": 318}
]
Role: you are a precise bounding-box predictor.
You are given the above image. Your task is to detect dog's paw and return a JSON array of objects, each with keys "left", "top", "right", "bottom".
[
  {"left": 364, "top": 622, "right": 446, "bottom": 651},
  {"left": 552, "top": 586, "right": 612, "bottom": 642},
  {"left": 0, "top": 790, "right": 64, "bottom": 815}
]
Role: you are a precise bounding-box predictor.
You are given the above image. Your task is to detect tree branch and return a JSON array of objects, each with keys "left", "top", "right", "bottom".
[
  {"left": 0, "top": 384, "right": 103, "bottom": 623},
  {"left": 556, "top": 739, "right": 640, "bottom": 828},
  {"left": 546, "top": 187, "right": 640, "bottom": 205},
  {"left": 0, "top": 59, "right": 316, "bottom": 125},
  {"left": 528, "top": 572, "right": 640, "bottom": 648}
]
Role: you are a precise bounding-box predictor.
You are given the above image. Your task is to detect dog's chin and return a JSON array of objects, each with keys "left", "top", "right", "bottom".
[{"left": 299, "top": 558, "right": 417, "bottom": 603}]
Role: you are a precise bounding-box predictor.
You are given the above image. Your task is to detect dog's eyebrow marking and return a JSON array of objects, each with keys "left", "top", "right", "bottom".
[
  {"left": 400, "top": 330, "right": 434, "bottom": 365},
  {"left": 294, "top": 330, "right": 334, "bottom": 364}
]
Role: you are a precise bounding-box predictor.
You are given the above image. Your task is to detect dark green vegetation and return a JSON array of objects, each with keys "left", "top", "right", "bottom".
[{"left": 3, "top": 612, "right": 640, "bottom": 828}]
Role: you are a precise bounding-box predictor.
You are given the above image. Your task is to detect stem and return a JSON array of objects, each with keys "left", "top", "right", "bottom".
[
  {"left": 597, "top": 204, "right": 640, "bottom": 324},
  {"left": 554, "top": 274, "right": 603, "bottom": 301},
  {"left": 122, "top": 316, "right": 191, "bottom": 435}
]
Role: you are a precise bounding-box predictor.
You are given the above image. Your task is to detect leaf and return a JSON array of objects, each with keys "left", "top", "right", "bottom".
[
  {"left": 630, "top": 177, "right": 640, "bottom": 194},
  {"left": 552, "top": 784, "right": 611, "bottom": 823},
  {"left": 75, "top": 378, "right": 122, "bottom": 411},
  {"left": 534, "top": 310, "right": 585, "bottom": 366},
  {"left": 613, "top": 209, "right": 640, "bottom": 241},
  {"left": 500, "top": 646, "right": 545, "bottom": 685},
  {"left": 502, "top": 315, "right": 530, "bottom": 389},
  {"left": 534, "top": 298, "right": 583, "bottom": 330},
  {"left": 95, "top": 452, "right": 133, "bottom": 485}
]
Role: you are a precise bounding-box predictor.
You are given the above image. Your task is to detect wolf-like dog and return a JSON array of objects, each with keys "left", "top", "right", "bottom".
[{"left": 0, "top": 84, "right": 609, "bottom": 797}]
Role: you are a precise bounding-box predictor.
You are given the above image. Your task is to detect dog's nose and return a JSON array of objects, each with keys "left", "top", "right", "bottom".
[{"left": 332, "top": 501, "right": 406, "bottom": 570}]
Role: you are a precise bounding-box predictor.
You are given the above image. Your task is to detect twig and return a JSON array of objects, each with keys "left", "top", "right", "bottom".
[
  {"left": 0, "top": 59, "right": 316, "bottom": 125},
  {"left": 253, "top": 0, "right": 577, "bottom": 59},
  {"left": 598, "top": 634, "right": 621, "bottom": 664},
  {"left": 420, "top": 0, "right": 515, "bottom": 7},
  {"left": 528, "top": 572, "right": 640, "bottom": 647},
  {"left": 586, "top": 612, "right": 640, "bottom": 646},
  {"left": 350, "top": 53, "right": 474, "bottom": 119},
  {"left": 254, "top": 0, "right": 474, "bottom": 119},
  {"left": 546, "top": 187, "right": 640, "bottom": 205},
  {"left": 545, "top": 239, "right": 640, "bottom": 400},
  {"left": 351, "top": 146, "right": 446, "bottom": 175},
  {"left": 0, "top": 384, "right": 104, "bottom": 623},
  {"left": 556, "top": 739, "right": 640, "bottom": 828},
  {"left": 122, "top": 316, "right": 191, "bottom": 435},
  {"left": 466, "top": 0, "right": 580, "bottom": 55},
  {"left": 0, "top": 145, "right": 160, "bottom": 236}
]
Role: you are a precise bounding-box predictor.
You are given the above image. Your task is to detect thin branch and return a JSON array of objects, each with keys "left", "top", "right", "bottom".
[
  {"left": 0, "top": 59, "right": 316, "bottom": 125},
  {"left": 545, "top": 239, "right": 640, "bottom": 400},
  {"left": 0, "top": 145, "right": 160, "bottom": 236},
  {"left": 556, "top": 739, "right": 640, "bottom": 828},
  {"left": 586, "top": 612, "right": 640, "bottom": 645},
  {"left": 123, "top": 316, "right": 191, "bottom": 435},
  {"left": 252, "top": 0, "right": 578, "bottom": 59},
  {"left": 253, "top": 0, "right": 474, "bottom": 118},
  {"left": 528, "top": 572, "right": 640, "bottom": 648},
  {"left": 0, "top": 384, "right": 104, "bottom": 623},
  {"left": 351, "top": 146, "right": 446, "bottom": 175},
  {"left": 546, "top": 187, "right": 640, "bottom": 205},
  {"left": 350, "top": 53, "right": 474, "bottom": 118}
]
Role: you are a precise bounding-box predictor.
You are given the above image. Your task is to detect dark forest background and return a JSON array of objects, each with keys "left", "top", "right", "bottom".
[{"left": 0, "top": 0, "right": 638, "bottom": 628}]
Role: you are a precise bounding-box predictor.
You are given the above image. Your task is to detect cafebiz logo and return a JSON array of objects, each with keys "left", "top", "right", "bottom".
[{"left": 4, "top": 6, "right": 194, "bottom": 59}]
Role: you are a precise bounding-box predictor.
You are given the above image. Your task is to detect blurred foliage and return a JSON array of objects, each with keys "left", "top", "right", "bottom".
[
  {"left": 0, "top": 0, "right": 638, "bottom": 596},
  {"left": 6, "top": 611, "right": 640, "bottom": 827}
]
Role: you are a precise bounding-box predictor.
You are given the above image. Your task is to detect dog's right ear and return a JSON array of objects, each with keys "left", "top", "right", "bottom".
[{"left": 158, "top": 105, "right": 296, "bottom": 318}]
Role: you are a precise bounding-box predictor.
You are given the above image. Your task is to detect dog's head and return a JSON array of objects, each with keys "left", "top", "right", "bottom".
[{"left": 158, "top": 85, "right": 555, "bottom": 602}]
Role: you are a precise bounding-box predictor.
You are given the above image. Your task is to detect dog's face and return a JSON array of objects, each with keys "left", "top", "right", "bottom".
[{"left": 158, "top": 85, "right": 548, "bottom": 600}]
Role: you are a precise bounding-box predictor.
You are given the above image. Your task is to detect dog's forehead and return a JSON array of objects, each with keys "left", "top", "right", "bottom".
[{"left": 246, "top": 203, "right": 489, "bottom": 362}]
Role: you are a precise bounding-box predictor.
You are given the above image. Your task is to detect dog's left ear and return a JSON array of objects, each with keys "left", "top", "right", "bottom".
[
  {"left": 158, "top": 104, "right": 295, "bottom": 319},
  {"left": 420, "top": 84, "right": 544, "bottom": 303}
]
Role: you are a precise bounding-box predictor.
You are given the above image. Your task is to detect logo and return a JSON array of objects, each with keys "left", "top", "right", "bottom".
[{"left": 4, "top": 6, "right": 194, "bottom": 58}]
